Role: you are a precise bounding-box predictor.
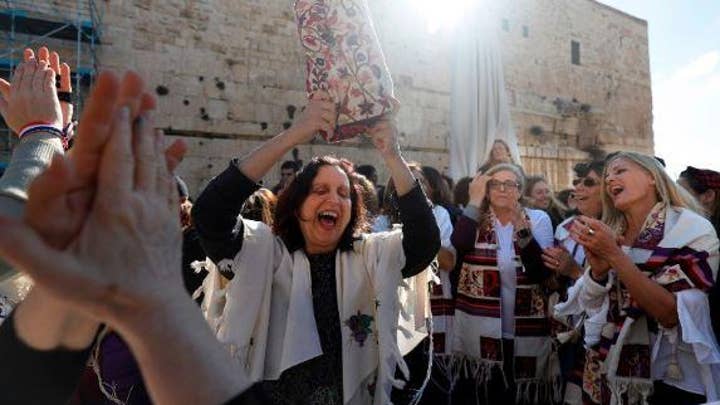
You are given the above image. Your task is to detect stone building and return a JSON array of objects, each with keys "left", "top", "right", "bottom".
[{"left": 0, "top": 0, "right": 652, "bottom": 194}]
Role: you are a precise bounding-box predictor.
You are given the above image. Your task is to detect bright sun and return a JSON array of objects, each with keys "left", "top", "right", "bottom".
[{"left": 413, "top": 0, "right": 477, "bottom": 33}]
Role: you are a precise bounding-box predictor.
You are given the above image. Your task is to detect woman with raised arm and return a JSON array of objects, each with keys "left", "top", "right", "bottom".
[
  {"left": 571, "top": 152, "right": 720, "bottom": 404},
  {"left": 0, "top": 59, "right": 266, "bottom": 405},
  {"left": 449, "top": 163, "right": 555, "bottom": 404},
  {"left": 192, "top": 95, "right": 440, "bottom": 405}
]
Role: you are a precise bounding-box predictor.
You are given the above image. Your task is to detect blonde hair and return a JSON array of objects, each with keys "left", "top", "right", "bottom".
[{"left": 602, "top": 152, "right": 702, "bottom": 233}]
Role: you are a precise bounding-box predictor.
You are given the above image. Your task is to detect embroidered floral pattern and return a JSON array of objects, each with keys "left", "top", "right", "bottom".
[
  {"left": 295, "top": 0, "right": 398, "bottom": 142},
  {"left": 344, "top": 310, "right": 374, "bottom": 346},
  {"left": 458, "top": 264, "right": 500, "bottom": 299},
  {"left": 631, "top": 203, "right": 666, "bottom": 250},
  {"left": 582, "top": 348, "right": 603, "bottom": 404}
]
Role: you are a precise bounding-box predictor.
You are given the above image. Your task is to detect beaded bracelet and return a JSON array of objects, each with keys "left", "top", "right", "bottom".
[{"left": 18, "top": 124, "right": 70, "bottom": 150}]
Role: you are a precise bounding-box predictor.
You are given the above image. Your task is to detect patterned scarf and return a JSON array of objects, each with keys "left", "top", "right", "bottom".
[
  {"left": 294, "top": 0, "right": 398, "bottom": 142},
  {"left": 582, "top": 203, "right": 716, "bottom": 404},
  {"left": 452, "top": 210, "right": 559, "bottom": 403},
  {"left": 428, "top": 267, "right": 457, "bottom": 396}
]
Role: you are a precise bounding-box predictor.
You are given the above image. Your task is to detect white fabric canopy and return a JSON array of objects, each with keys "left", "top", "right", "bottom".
[{"left": 449, "top": 6, "right": 519, "bottom": 180}]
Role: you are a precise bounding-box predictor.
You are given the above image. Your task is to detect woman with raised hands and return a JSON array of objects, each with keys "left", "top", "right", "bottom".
[
  {"left": 0, "top": 61, "right": 257, "bottom": 405},
  {"left": 191, "top": 95, "right": 439, "bottom": 404},
  {"left": 449, "top": 163, "right": 556, "bottom": 404},
  {"left": 571, "top": 152, "right": 720, "bottom": 404}
]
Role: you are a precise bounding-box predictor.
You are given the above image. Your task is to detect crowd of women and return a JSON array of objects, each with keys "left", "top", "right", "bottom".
[{"left": 1, "top": 46, "right": 720, "bottom": 405}]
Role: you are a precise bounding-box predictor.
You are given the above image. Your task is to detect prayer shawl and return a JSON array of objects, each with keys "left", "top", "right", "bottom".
[
  {"left": 428, "top": 266, "right": 457, "bottom": 395},
  {"left": 552, "top": 216, "right": 590, "bottom": 404},
  {"left": 552, "top": 217, "right": 586, "bottom": 340},
  {"left": 200, "top": 219, "right": 430, "bottom": 405},
  {"left": 295, "top": 0, "right": 398, "bottom": 142},
  {"left": 453, "top": 211, "right": 559, "bottom": 403},
  {"left": 580, "top": 204, "right": 720, "bottom": 405}
]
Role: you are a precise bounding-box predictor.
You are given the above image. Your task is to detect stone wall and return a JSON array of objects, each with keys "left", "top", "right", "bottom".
[{"left": 0, "top": 0, "right": 652, "bottom": 195}]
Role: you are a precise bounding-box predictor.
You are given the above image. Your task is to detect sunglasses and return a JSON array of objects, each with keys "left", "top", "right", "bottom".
[
  {"left": 572, "top": 177, "right": 599, "bottom": 187},
  {"left": 487, "top": 180, "right": 520, "bottom": 190}
]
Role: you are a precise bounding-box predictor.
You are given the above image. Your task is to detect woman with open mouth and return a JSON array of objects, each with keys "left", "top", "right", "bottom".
[
  {"left": 570, "top": 152, "right": 720, "bottom": 405},
  {"left": 191, "top": 92, "right": 440, "bottom": 405}
]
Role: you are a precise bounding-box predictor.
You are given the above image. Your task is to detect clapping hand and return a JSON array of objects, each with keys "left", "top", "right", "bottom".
[
  {"left": 0, "top": 70, "right": 187, "bottom": 328},
  {"left": 0, "top": 49, "right": 61, "bottom": 133}
]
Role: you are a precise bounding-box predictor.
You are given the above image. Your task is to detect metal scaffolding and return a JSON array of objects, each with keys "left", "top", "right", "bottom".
[{"left": 0, "top": 0, "right": 102, "bottom": 165}]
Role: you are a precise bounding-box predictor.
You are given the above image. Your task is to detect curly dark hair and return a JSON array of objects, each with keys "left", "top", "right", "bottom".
[{"left": 273, "top": 156, "right": 368, "bottom": 252}]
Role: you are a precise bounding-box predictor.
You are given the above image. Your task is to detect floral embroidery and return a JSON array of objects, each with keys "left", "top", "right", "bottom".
[
  {"left": 344, "top": 310, "right": 374, "bottom": 346},
  {"left": 294, "top": 0, "right": 398, "bottom": 142},
  {"left": 632, "top": 203, "right": 666, "bottom": 250}
]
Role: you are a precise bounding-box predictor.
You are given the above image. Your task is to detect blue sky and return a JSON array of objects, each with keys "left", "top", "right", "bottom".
[{"left": 598, "top": 0, "right": 720, "bottom": 177}]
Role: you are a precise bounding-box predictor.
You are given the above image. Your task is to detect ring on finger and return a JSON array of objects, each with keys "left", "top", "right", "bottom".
[{"left": 585, "top": 227, "right": 595, "bottom": 236}]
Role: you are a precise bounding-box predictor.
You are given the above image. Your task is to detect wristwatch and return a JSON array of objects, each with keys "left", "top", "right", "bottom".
[{"left": 515, "top": 228, "right": 531, "bottom": 240}]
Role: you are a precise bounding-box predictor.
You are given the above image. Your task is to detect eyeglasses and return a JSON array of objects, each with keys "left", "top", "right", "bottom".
[
  {"left": 572, "top": 177, "right": 599, "bottom": 187},
  {"left": 488, "top": 180, "right": 520, "bottom": 190}
]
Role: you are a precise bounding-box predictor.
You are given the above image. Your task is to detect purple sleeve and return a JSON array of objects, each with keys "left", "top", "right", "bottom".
[{"left": 451, "top": 206, "right": 479, "bottom": 257}]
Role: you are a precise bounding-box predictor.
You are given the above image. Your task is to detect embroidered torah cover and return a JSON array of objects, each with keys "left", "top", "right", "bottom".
[{"left": 295, "top": 0, "right": 399, "bottom": 142}]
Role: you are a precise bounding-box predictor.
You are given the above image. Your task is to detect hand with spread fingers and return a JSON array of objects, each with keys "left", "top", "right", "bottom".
[
  {"left": 0, "top": 76, "right": 247, "bottom": 404},
  {"left": 0, "top": 102, "right": 184, "bottom": 326},
  {"left": 24, "top": 71, "right": 185, "bottom": 251},
  {"left": 0, "top": 49, "right": 62, "bottom": 134},
  {"left": 28, "top": 46, "right": 74, "bottom": 128}
]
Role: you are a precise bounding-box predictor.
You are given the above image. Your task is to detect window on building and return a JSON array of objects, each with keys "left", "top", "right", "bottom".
[
  {"left": 502, "top": 19, "right": 509, "bottom": 32},
  {"left": 571, "top": 40, "right": 581, "bottom": 65},
  {"left": 522, "top": 25, "right": 529, "bottom": 38}
]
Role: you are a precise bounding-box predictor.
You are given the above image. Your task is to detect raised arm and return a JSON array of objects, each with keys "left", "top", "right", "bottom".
[
  {"left": 367, "top": 121, "right": 439, "bottom": 277},
  {"left": 0, "top": 78, "right": 250, "bottom": 404},
  {"left": 0, "top": 65, "right": 185, "bottom": 404},
  {"left": 192, "top": 94, "right": 335, "bottom": 265},
  {"left": 451, "top": 174, "right": 488, "bottom": 256},
  {"left": 0, "top": 48, "right": 64, "bottom": 223},
  {"left": 237, "top": 92, "right": 335, "bottom": 181}
]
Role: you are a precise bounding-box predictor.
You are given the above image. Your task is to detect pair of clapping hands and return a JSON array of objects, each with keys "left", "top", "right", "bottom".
[
  {"left": 0, "top": 48, "right": 187, "bottom": 333},
  {"left": 543, "top": 216, "right": 627, "bottom": 280}
]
